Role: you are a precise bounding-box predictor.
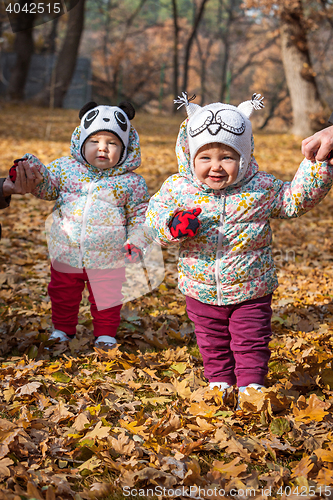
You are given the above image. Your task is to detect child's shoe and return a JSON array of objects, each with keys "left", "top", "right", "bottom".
[
  {"left": 209, "top": 382, "right": 231, "bottom": 391},
  {"left": 48, "top": 329, "right": 71, "bottom": 342},
  {"left": 94, "top": 335, "right": 117, "bottom": 349},
  {"left": 238, "top": 383, "right": 264, "bottom": 395},
  {"left": 237, "top": 383, "right": 264, "bottom": 410}
]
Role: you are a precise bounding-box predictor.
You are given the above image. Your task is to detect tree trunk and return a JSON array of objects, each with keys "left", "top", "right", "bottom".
[
  {"left": 32, "top": 0, "right": 85, "bottom": 107},
  {"left": 182, "top": 0, "right": 209, "bottom": 92},
  {"left": 279, "top": 1, "right": 322, "bottom": 136},
  {"left": 171, "top": 0, "right": 179, "bottom": 106},
  {"left": 8, "top": 6, "right": 36, "bottom": 100}
]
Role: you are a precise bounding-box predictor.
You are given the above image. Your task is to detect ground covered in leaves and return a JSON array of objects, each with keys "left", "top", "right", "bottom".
[{"left": 1, "top": 105, "right": 333, "bottom": 499}]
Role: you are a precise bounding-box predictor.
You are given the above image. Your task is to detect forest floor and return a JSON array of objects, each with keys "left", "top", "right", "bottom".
[{"left": 1, "top": 104, "right": 333, "bottom": 499}]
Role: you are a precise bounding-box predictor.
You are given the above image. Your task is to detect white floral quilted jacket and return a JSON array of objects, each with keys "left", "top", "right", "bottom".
[
  {"left": 27, "top": 125, "right": 149, "bottom": 269},
  {"left": 146, "top": 119, "right": 333, "bottom": 305}
]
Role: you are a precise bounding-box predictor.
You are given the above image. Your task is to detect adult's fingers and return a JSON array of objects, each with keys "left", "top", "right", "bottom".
[
  {"left": 13, "top": 162, "right": 28, "bottom": 194},
  {"left": 301, "top": 135, "right": 317, "bottom": 160},
  {"left": 11, "top": 161, "right": 41, "bottom": 194}
]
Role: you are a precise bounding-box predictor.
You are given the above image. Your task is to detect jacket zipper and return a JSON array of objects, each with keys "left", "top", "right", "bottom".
[
  {"left": 215, "top": 191, "right": 226, "bottom": 306},
  {"left": 78, "top": 177, "right": 100, "bottom": 267}
]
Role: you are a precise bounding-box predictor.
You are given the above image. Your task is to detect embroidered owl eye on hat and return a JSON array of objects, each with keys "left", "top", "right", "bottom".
[
  {"left": 174, "top": 92, "right": 264, "bottom": 183},
  {"left": 79, "top": 101, "right": 135, "bottom": 166}
]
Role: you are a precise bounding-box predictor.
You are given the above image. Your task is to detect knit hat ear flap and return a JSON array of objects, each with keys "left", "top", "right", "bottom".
[
  {"left": 174, "top": 91, "right": 201, "bottom": 117},
  {"left": 79, "top": 101, "right": 98, "bottom": 120},
  {"left": 237, "top": 93, "right": 264, "bottom": 118}
]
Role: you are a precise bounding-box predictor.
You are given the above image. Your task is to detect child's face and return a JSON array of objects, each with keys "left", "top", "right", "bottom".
[
  {"left": 83, "top": 132, "right": 123, "bottom": 169},
  {"left": 194, "top": 143, "right": 240, "bottom": 190}
]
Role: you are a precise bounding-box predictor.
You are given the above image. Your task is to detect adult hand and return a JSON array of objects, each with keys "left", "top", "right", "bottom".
[
  {"left": 2, "top": 160, "right": 43, "bottom": 197},
  {"left": 301, "top": 125, "right": 333, "bottom": 165}
]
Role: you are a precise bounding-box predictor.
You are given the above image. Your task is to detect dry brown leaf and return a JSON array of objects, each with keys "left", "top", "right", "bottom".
[
  {"left": 212, "top": 457, "right": 248, "bottom": 479},
  {"left": 290, "top": 456, "right": 315, "bottom": 478},
  {"left": 15, "top": 381, "right": 42, "bottom": 396},
  {"left": 0, "top": 458, "right": 13, "bottom": 478},
  {"left": 293, "top": 394, "right": 330, "bottom": 422},
  {"left": 83, "top": 421, "right": 110, "bottom": 442},
  {"left": 73, "top": 412, "right": 90, "bottom": 432},
  {"left": 171, "top": 378, "right": 192, "bottom": 398},
  {"left": 110, "top": 432, "right": 135, "bottom": 455},
  {"left": 44, "top": 400, "right": 74, "bottom": 423}
]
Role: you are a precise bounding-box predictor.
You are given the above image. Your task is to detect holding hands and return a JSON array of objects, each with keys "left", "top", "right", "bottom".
[
  {"left": 3, "top": 159, "right": 43, "bottom": 197},
  {"left": 302, "top": 125, "right": 333, "bottom": 165},
  {"left": 169, "top": 207, "right": 202, "bottom": 238}
]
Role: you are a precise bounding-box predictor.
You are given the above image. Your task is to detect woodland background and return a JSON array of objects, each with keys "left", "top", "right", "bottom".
[
  {"left": 0, "top": 0, "right": 333, "bottom": 135},
  {"left": 1, "top": 1, "right": 333, "bottom": 499}
]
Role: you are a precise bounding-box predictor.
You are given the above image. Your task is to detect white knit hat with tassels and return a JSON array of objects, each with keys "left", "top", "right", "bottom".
[{"left": 174, "top": 92, "right": 264, "bottom": 183}]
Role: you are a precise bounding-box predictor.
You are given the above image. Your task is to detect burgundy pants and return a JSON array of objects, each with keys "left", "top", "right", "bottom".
[
  {"left": 186, "top": 294, "right": 272, "bottom": 387},
  {"left": 49, "top": 261, "right": 125, "bottom": 337}
]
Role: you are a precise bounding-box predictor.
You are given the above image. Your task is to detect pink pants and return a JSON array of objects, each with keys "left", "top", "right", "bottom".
[
  {"left": 186, "top": 294, "right": 272, "bottom": 387},
  {"left": 48, "top": 261, "right": 125, "bottom": 337}
]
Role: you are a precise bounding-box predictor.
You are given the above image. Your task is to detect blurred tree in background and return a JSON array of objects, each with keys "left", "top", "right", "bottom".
[{"left": 1, "top": 0, "right": 333, "bottom": 134}]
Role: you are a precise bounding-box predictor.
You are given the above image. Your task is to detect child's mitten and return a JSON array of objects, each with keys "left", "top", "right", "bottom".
[
  {"left": 9, "top": 158, "right": 25, "bottom": 183},
  {"left": 169, "top": 207, "right": 202, "bottom": 238},
  {"left": 122, "top": 243, "right": 142, "bottom": 264}
]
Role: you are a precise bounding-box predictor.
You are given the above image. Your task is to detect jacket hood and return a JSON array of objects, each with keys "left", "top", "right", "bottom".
[
  {"left": 175, "top": 118, "right": 258, "bottom": 192},
  {"left": 70, "top": 124, "right": 141, "bottom": 176}
]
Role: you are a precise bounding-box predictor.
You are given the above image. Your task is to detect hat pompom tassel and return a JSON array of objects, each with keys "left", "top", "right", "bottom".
[
  {"left": 174, "top": 91, "right": 200, "bottom": 117},
  {"left": 238, "top": 93, "right": 264, "bottom": 118}
]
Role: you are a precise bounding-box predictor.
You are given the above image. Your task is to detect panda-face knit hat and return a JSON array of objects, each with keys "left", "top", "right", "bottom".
[
  {"left": 174, "top": 92, "right": 264, "bottom": 183},
  {"left": 79, "top": 101, "right": 135, "bottom": 166}
]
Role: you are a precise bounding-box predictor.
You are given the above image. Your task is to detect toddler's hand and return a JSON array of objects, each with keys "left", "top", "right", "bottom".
[
  {"left": 9, "top": 158, "right": 25, "bottom": 182},
  {"left": 169, "top": 207, "right": 202, "bottom": 238},
  {"left": 3, "top": 160, "right": 42, "bottom": 197},
  {"left": 122, "top": 243, "right": 142, "bottom": 264}
]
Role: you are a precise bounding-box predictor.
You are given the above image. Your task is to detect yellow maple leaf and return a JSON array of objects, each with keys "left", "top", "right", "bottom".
[{"left": 119, "top": 419, "right": 147, "bottom": 435}]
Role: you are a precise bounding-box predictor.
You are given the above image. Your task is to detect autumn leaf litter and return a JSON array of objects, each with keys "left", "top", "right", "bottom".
[{"left": 0, "top": 105, "right": 333, "bottom": 498}]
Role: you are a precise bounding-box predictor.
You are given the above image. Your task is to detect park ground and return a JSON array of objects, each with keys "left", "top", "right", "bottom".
[{"left": 0, "top": 105, "right": 333, "bottom": 498}]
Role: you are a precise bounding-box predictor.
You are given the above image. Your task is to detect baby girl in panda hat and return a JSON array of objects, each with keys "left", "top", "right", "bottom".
[
  {"left": 146, "top": 92, "right": 333, "bottom": 399},
  {"left": 15, "top": 101, "right": 149, "bottom": 349}
]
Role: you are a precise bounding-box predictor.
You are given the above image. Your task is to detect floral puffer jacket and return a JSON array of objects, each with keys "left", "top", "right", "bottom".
[
  {"left": 146, "top": 120, "right": 333, "bottom": 306},
  {"left": 27, "top": 125, "right": 149, "bottom": 269}
]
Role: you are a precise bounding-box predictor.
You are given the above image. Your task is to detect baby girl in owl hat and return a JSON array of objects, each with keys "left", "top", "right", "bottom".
[
  {"left": 15, "top": 101, "right": 149, "bottom": 349},
  {"left": 146, "top": 92, "right": 333, "bottom": 399}
]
